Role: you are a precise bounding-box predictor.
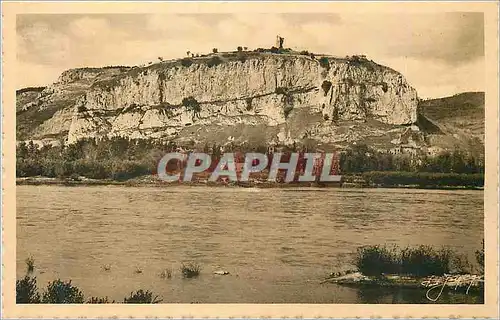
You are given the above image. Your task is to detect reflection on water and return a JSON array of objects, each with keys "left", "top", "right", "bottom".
[
  {"left": 17, "top": 186, "right": 483, "bottom": 303},
  {"left": 356, "top": 287, "right": 483, "bottom": 304}
]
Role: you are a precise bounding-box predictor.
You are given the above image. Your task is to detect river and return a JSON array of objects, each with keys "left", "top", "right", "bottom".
[{"left": 16, "top": 185, "right": 484, "bottom": 303}]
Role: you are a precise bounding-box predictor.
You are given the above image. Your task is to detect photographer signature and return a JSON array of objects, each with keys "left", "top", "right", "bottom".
[{"left": 422, "top": 274, "right": 482, "bottom": 302}]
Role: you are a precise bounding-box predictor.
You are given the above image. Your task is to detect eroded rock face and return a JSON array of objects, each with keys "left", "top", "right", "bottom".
[
  {"left": 16, "top": 53, "right": 419, "bottom": 147},
  {"left": 66, "top": 54, "right": 418, "bottom": 143}
]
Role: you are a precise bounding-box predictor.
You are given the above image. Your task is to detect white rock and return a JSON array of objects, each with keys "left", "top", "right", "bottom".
[
  {"left": 39, "top": 56, "right": 417, "bottom": 144},
  {"left": 213, "top": 270, "right": 230, "bottom": 275}
]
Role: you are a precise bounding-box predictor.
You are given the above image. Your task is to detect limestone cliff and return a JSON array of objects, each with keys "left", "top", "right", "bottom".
[{"left": 17, "top": 52, "right": 423, "bottom": 151}]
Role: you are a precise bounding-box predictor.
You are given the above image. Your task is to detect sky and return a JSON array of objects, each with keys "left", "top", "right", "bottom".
[{"left": 17, "top": 12, "right": 484, "bottom": 98}]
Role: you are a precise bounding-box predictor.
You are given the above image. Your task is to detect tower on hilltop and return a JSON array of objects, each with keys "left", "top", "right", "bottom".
[{"left": 276, "top": 35, "right": 284, "bottom": 49}]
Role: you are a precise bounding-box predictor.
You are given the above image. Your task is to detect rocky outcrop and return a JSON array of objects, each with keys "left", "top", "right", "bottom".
[
  {"left": 16, "top": 67, "right": 130, "bottom": 140},
  {"left": 17, "top": 52, "right": 420, "bottom": 149},
  {"left": 65, "top": 53, "right": 418, "bottom": 143}
]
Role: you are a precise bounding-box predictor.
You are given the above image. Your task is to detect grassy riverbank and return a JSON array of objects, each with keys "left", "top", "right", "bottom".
[
  {"left": 16, "top": 170, "right": 484, "bottom": 190},
  {"left": 17, "top": 138, "right": 484, "bottom": 189},
  {"left": 358, "top": 171, "right": 484, "bottom": 189}
]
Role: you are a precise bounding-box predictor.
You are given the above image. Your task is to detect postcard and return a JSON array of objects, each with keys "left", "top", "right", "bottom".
[{"left": 2, "top": 1, "right": 498, "bottom": 318}]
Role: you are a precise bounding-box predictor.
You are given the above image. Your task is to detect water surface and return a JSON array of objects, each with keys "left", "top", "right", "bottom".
[{"left": 17, "top": 185, "right": 483, "bottom": 303}]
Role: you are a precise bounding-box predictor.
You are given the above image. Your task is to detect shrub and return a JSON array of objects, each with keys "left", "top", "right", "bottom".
[
  {"left": 206, "top": 56, "right": 222, "bottom": 68},
  {"left": 160, "top": 268, "right": 172, "bottom": 279},
  {"left": 245, "top": 98, "right": 253, "bottom": 111},
  {"left": 399, "top": 245, "right": 452, "bottom": 276},
  {"left": 17, "top": 158, "right": 42, "bottom": 177},
  {"left": 321, "top": 80, "right": 332, "bottom": 96},
  {"left": 361, "top": 171, "right": 484, "bottom": 188},
  {"left": 284, "top": 106, "right": 294, "bottom": 119},
  {"left": 355, "top": 245, "right": 399, "bottom": 276},
  {"left": 54, "top": 161, "right": 73, "bottom": 179},
  {"left": 40, "top": 160, "right": 57, "bottom": 177},
  {"left": 212, "top": 48, "right": 218, "bottom": 53},
  {"left": 354, "top": 245, "right": 473, "bottom": 277},
  {"left": 134, "top": 267, "right": 143, "bottom": 274},
  {"left": 123, "top": 289, "right": 162, "bottom": 303},
  {"left": 26, "top": 256, "right": 35, "bottom": 274},
  {"left": 348, "top": 55, "right": 365, "bottom": 66},
  {"left": 319, "top": 57, "right": 330, "bottom": 70},
  {"left": 237, "top": 52, "right": 247, "bottom": 63},
  {"left": 275, "top": 87, "right": 287, "bottom": 95},
  {"left": 299, "top": 50, "right": 309, "bottom": 55},
  {"left": 237, "top": 46, "right": 243, "bottom": 52},
  {"left": 16, "top": 275, "right": 41, "bottom": 303},
  {"left": 72, "top": 160, "right": 109, "bottom": 179},
  {"left": 451, "top": 252, "right": 474, "bottom": 275},
  {"left": 180, "top": 58, "right": 193, "bottom": 67},
  {"left": 77, "top": 105, "right": 87, "bottom": 113},
  {"left": 381, "top": 82, "right": 388, "bottom": 93},
  {"left": 181, "top": 263, "right": 201, "bottom": 278},
  {"left": 42, "top": 279, "right": 84, "bottom": 303},
  {"left": 182, "top": 96, "right": 201, "bottom": 113}
]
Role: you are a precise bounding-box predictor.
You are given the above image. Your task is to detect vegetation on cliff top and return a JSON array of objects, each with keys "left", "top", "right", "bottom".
[
  {"left": 16, "top": 87, "right": 46, "bottom": 95},
  {"left": 89, "top": 45, "right": 382, "bottom": 91}
]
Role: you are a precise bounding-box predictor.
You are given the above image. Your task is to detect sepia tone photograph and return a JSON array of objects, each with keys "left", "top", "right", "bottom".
[{"left": 2, "top": 1, "right": 499, "bottom": 318}]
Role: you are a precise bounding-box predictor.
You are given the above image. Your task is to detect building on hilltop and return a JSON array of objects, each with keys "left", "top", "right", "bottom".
[{"left": 276, "top": 35, "right": 284, "bottom": 49}]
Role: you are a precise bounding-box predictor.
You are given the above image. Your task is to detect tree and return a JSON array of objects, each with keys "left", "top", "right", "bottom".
[
  {"left": 212, "top": 48, "right": 218, "bottom": 53},
  {"left": 243, "top": 46, "right": 248, "bottom": 51},
  {"left": 450, "top": 149, "right": 467, "bottom": 173},
  {"left": 158, "top": 56, "right": 163, "bottom": 62},
  {"left": 186, "top": 51, "right": 191, "bottom": 57},
  {"left": 27, "top": 140, "right": 38, "bottom": 156},
  {"left": 237, "top": 46, "right": 243, "bottom": 52},
  {"left": 17, "top": 141, "right": 28, "bottom": 159}
]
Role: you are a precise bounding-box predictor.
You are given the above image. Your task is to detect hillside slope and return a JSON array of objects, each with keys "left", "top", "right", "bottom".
[
  {"left": 418, "top": 92, "right": 484, "bottom": 156},
  {"left": 419, "top": 92, "right": 484, "bottom": 140}
]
